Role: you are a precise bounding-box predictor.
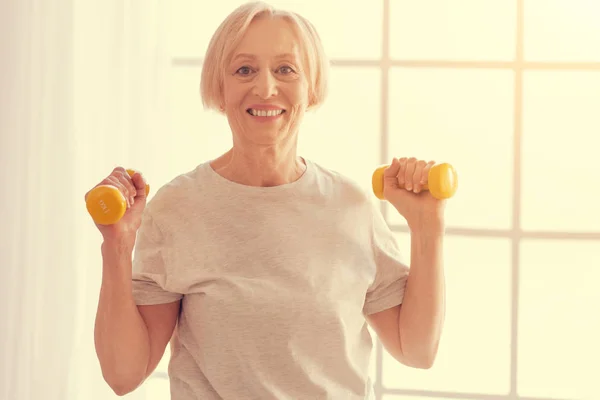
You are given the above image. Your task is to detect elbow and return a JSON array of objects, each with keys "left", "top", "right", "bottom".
[
  {"left": 107, "top": 379, "right": 142, "bottom": 397},
  {"left": 400, "top": 351, "right": 436, "bottom": 370},
  {"left": 111, "top": 385, "right": 134, "bottom": 397},
  {"left": 388, "top": 346, "right": 436, "bottom": 369},
  {"left": 102, "top": 370, "right": 145, "bottom": 396},
  {"left": 400, "top": 342, "right": 440, "bottom": 370},
  {"left": 96, "top": 352, "right": 148, "bottom": 395},
  {"left": 413, "top": 354, "right": 435, "bottom": 369},
  {"left": 415, "top": 340, "right": 440, "bottom": 369}
]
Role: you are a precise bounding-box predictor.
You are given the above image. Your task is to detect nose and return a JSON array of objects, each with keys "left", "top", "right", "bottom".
[{"left": 252, "top": 69, "right": 278, "bottom": 99}]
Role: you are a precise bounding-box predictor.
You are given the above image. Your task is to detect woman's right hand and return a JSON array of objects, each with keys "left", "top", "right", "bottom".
[{"left": 85, "top": 167, "right": 149, "bottom": 243}]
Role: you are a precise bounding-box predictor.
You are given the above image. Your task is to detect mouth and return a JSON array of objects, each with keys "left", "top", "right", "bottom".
[{"left": 246, "top": 108, "right": 286, "bottom": 118}]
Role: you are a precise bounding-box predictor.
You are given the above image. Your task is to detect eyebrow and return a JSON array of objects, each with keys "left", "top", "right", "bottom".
[{"left": 231, "top": 53, "right": 298, "bottom": 62}]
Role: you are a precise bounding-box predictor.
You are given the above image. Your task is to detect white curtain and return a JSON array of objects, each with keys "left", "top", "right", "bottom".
[{"left": 1, "top": 1, "right": 171, "bottom": 399}]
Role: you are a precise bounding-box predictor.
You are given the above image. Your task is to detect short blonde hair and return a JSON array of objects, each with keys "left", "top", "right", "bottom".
[{"left": 200, "top": 1, "right": 329, "bottom": 112}]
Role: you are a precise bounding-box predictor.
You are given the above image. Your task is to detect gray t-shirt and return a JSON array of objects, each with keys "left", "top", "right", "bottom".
[{"left": 132, "top": 159, "right": 409, "bottom": 399}]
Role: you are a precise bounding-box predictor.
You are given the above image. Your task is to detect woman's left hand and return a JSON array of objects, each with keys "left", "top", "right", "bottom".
[{"left": 382, "top": 157, "right": 446, "bottom": 231}]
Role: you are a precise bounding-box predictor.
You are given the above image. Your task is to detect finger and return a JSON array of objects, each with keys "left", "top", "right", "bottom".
[
  {"left": 396, "top": 157, "right": 408, "bottom": 188},
  {"left": 403, "top": 157, "right": 417, "bottom": 191},
  {"left": 110, "top": 169, "right": 131, "bottom": 196},
  {"left": 412, "top": 160, "right": 427, "bottom": 193},
  {"left": 117, "top": 173, "right": 137, "bottom": 206},
  {"left": 106, "top": 175, "right": 131, "bottom": 208},
  {"left": 130, "top": 170, "right": 148, "bottom": 198},
  {"left": 423, "top": 160, "right": 435, "bottom": 184},
  {"left": 383, "top": 158, "right": 401, "bottom": 178},
  {"left": 84, "top": 175, "right": 118, "bottom": 202},
  {"left": 84, "top": 168, "right": 132, "bottom": 203},
  {"left": 112, "top": 166, "right": 128, "bottom": 177}
]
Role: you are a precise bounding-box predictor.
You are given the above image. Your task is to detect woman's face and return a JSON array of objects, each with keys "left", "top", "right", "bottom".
[{"left": 222, "top": 16, "right": 310, "bottom": 147}]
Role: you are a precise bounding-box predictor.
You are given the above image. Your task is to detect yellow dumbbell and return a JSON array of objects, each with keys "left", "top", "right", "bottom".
[
  {"left": 86, "top": 169, "right": 150, "bottom": 225},
  {"left": 372, "top": 162, "right": 458, "bottom": 200}
]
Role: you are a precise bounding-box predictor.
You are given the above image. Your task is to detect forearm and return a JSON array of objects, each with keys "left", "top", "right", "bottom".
[
  {"left": 94, "top": 240, "right": 150, "bottom": 394},
  {"left": 398, "top": 222, "right": 445, "bottom": 368}
]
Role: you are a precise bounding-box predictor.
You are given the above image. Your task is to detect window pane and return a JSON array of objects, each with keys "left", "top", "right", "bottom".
[
  {"left": 518, "top": 239, "right": 600, "bottom": 399},
  {"left": 387, "top": 68, "right": 514, "bottom": 230},
  {"left": 390, "top": 0, "right": 517, "bottom": 61},
  {"left": 169, "top": 0, "right": 383, "bottom": 59},
  {"left": 270, "top": 0, "right": 383, "bottom": 60},
  {"left": 382, "top": 234, "right": 512, "bottom": 395},
  {"left": 524, "top": 0, "right": 600, "bottom": 62},
  {"left": 299, "top": 67, "right": 381, "bottom": 196},
  {"left": 521, "top": 71, "right": 600, "bottom": 232},
  {"left": 167, "top": 1, "right": 242, "bottom": 59}
]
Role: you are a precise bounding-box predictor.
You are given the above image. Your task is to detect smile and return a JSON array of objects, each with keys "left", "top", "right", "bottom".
[{"left": 247, "top": 108, "right": 286, "bottom": 117}]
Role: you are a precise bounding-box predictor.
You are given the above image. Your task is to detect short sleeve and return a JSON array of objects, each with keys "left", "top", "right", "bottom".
[
  {"left": 363, "top": 203, "right": 410, "bottom": 315},
  {"left": 131, "top": 208, "right": 183, "bottom": 305}
]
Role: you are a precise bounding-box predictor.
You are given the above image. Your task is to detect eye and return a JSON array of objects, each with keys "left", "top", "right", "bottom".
[
  {"left": 277, "top": 65, "right": 295, "bottom": 74},
  {"left": 236, "top": 66, "right": 253, "bottom": 75}
]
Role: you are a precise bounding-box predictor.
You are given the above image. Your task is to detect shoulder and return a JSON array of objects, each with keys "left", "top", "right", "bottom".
[
  {"left": 143, "top": 163, "right": 206, "bottom": 221},
  {"left": 308, "top": 160, "right": 373, "bottom": 206}
]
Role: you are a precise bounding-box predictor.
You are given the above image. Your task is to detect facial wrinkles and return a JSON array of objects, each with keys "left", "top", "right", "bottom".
[{"left": 223, "top": 18, "right": 310, "bottom": 145}]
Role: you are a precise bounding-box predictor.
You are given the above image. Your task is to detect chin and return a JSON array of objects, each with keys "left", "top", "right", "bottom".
[{"left": 245, "top": 126, "right": 293, "bottom": 146}]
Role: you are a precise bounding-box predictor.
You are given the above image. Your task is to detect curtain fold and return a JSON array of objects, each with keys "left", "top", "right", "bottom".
[{"left": 1, "top": 1, "right": 170, "bottom": 399}]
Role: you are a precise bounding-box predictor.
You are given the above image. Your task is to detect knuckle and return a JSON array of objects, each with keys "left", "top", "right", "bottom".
[{"left": 112, "top": 168, "right": 126, "bottom": 178}]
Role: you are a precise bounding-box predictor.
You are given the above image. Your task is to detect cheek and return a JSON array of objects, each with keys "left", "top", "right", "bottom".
[
  {"left": 286, "top": 80, "right": 310, "bottom": 108},
  {"left": 222, "top": 80, "right": 247, "bottom": 107}
]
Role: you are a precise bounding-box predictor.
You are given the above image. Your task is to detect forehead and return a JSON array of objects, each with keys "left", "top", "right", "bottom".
[{"left": 232, "top": 16, "right": 303, "bottom": 60}]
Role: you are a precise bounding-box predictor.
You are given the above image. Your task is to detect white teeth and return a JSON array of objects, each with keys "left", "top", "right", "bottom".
[{"left": 249, "top": 109, "right": 284, "bottom": 117}]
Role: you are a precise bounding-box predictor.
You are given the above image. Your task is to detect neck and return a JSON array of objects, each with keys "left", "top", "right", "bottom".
[{"left": 211, "top": 140, "right": 306, "bottom": 187}]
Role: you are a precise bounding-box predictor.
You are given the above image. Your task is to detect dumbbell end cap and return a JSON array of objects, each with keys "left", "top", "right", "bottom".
[
  {"left": 85, "top": 185, "right": 127, "bottom": 225},
  {"left": 371, "top": 165, "right": 388, "bottom": 200},
  {"left": 428, "top": 163, "right": 458, "bottom": 199}
]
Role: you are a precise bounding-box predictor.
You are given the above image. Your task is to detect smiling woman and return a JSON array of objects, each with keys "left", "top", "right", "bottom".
[
  {"left": 199, "top": 2, "right": 329, "bottom": 185},
  {"left": 129, "top": 0, "right": 600, "bottom": 399},
  {"left": 90, "top": 1, "right": 447, "bottom": 400},
  {"left": 217, "top": 17, "right": 311, "bottom": 161}
]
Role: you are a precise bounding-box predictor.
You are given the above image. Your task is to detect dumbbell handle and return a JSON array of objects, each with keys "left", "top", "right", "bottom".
[
  {"left": 372, "top": 162, "right": 458, "bottom": 200},
  {"left": 86, "top": 169, "right": 150, "bottom": 225}
]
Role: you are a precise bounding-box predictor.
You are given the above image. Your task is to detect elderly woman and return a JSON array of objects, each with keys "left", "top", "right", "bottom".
[{"left": 91, "top": 1, "right": 446, "bottom": 399}]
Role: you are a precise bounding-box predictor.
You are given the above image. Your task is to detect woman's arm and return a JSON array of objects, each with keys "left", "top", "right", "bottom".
[
  {"left": 367, "top": 223, "right": 445, "bottom": 369},
  {"left": 94, "top": 239, "right": 180, "bottom": 395},
  {"left": 398, "top": 224, "right": 445, "bottom": 367}
]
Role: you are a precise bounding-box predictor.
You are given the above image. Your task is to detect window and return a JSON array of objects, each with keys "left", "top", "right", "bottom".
[{"left": 146, "top": 1, "right": 600, "bottom": 399}]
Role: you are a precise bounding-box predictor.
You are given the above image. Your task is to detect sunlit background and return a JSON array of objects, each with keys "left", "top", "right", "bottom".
[{"left": 1, "top": 0, "right": 599, "bottom": 399}]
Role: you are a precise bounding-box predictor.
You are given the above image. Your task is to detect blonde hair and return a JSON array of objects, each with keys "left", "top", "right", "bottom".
[{"left": 200, "top": 1, "right": 329, "bottom": 112}]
